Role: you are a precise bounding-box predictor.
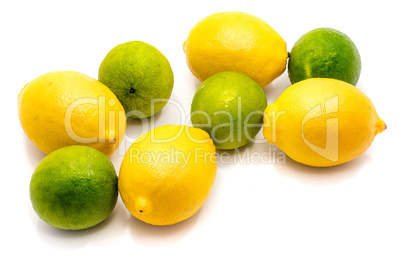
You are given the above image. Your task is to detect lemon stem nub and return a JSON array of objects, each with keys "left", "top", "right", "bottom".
[{"left": 134, "top": 197, "right": 150, "bottom": 215}]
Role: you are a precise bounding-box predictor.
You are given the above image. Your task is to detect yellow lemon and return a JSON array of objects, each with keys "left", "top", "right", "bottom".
[
  {"left": 183, "top": 11, "right": 288, "bottom": 87},
  {"left": 263, "top": 78, "right": 386, "bottom": 167},
  {"left": 118, "top": 125, "right": 217, "bottom": 226},
  {"left": 18, "top": 71, "right": 126, "bottom": 156}
]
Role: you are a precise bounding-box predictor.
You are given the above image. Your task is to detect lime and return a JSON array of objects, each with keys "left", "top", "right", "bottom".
[
  {"left": 29, "top": 145, "right": 118, "bottom": 230},
  {"left": 288, "top": 27, "right": 361, "bottom": 85},
  {"left": 98, "top": 41, "right": 174, "bottom": 119},
  {"left": 191, "top": 71, "right": 267, "bottom": 149}
]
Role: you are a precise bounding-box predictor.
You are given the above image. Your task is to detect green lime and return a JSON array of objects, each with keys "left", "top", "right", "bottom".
[
  {"left": 98, "top": 41, "right": 174, "bottom": 119},
  {"left": 191, "top": 71, "right": 267, "bottom": 150},
  {"left": 288, "top": 27, "right": 361, "bottom": 85},
  {"left": 29, "top": 146, "right": 118, "bottom": 230}
]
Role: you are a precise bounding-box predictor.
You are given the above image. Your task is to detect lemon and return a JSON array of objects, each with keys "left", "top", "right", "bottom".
[
  {"left": 30, "top": 146, "right": 118, "bottom": 230},
  {"left": 99, "top": 41, "right": 174, "bottom": 119},
  {"left": 118, "top": 125, "right": 217, "bottom": 226},
  {"left": 288, "top": 28, "right": 361, "bottom": 85},
  {"left": 18, "top": 71, "right": 126, "bottom": 156},
  {"left": 183, "top": 11, "right": 288, "bottom": 87},
  {"left": 263, "top": 78, "right": 386, "bottom": 167}
]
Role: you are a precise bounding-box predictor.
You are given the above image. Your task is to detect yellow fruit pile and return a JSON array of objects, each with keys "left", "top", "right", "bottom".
[{"left": 20, "top": 11, "right": 386, "bottom": 229}]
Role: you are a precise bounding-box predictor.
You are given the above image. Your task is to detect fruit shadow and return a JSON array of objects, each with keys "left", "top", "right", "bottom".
[
  {"left": 193, "top": 78, "right": 202, "bottom": 89},
  {"left": 263, "top": 71, "right": 291, "bottom": 103},
  {"left": 214, "top": 142, "right": 253, "bottom": 169},
  {"left": 127, "top": 203, "right": 202, "bottom": 245},
  {"left": 124, "top": 110, "right": 164, "bottom": 140},
  {"left": 22, "top": 133, "right": 47, "bottom": 168},
  {"left": 274, "top": 151, "right": 372, "bottom": 186},
  {"left": 214, "top": 139, "right": 280, "bottom": 168},
  {"left": 34, "top": 199, "right": 125, "bottom": 249}
]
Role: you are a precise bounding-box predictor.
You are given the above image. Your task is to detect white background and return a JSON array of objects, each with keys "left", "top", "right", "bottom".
[{"left": 1, "top": 0, "right": 401, "bottom": 257}]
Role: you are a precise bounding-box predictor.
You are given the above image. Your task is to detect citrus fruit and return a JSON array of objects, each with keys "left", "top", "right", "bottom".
[
  {"left": 288, "top": 27, "right": 361, "bottom": 85},
  {"left": 18, "top": 71, "right": 126, "bottom": 157},
  {"left": 263, "top": 78, "right": 386, "bottom": 167},
  {"left": 30, "top": 145, "right": 118, "bottom": 230},
  {"left": 118, "top": 125, "right": 217, "bottom": 226},
  {"left": 98, "top": 41, "right": 174, "bottom": 119},
  {"left": 191, "top": 71, "right": 267, "bottom": 150},
  {"left": 183, "top": 11, "right": 288, "bottom": 87}
]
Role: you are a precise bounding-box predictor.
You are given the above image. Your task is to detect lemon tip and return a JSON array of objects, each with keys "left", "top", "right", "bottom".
[{"left": 375, "top": 119, "right": 387, "bottom": 134}]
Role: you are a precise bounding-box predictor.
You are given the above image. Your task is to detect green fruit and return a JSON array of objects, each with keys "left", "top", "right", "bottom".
[
  {"left": 288, "top": 27, "right": 361, "bottom": 85},
  {"left": 98, "top": 41, "right": 174, "bottom": 119},
  {"left": 191, "top": 71, "right": 267, "bottom": 150},
  {"left": 29, "top": 146, "right": 118, "bottom": 230}
]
